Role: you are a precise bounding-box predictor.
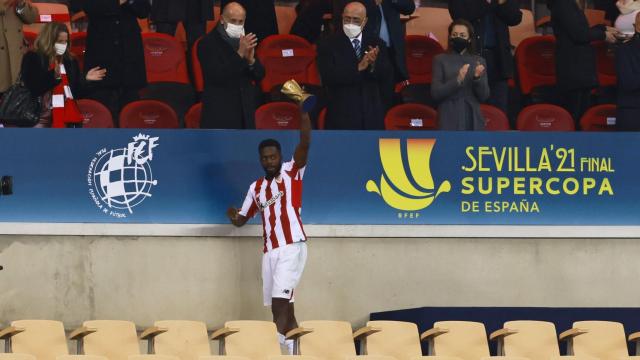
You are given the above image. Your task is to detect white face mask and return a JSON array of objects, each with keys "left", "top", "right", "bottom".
[
  {"left": 225, "top": 22, "right": 245, "bottom": 39},
  {"left": 343, "top": 23, "right": 363, "bottom": 39},
  {"left": 54, "top": 43, "right": 67, "bottom": 56}
]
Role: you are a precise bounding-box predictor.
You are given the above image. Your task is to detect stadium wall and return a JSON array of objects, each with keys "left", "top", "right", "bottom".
[{"left": 1, "top": 230, "right": 638, "bottom": 328}]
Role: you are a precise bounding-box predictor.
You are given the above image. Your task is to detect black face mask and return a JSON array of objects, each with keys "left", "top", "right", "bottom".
[{"left": 449, "top": 37, "right": 470, "bottom": 54}]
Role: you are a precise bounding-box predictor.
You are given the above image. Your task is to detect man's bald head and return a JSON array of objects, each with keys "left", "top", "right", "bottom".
[
  {"left": 222, "top": 1, "right": 246, "bottom": 25},
  {"left": 342, "top": 1, "right": 367, "bottom": 34}
]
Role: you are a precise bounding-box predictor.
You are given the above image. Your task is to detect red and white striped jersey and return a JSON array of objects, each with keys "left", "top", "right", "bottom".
[{"left": 239, "top": 159, "right": 307, "bottom": 253}]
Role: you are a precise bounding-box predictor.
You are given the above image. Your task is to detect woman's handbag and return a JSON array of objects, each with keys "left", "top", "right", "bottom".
[{"left": 0, "top": 75, "right": 42, "bottom": 127}]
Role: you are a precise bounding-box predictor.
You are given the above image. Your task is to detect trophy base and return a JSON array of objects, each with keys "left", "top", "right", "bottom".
[{"left": 301, "top": 95, "right": 317, "bottom": 113}]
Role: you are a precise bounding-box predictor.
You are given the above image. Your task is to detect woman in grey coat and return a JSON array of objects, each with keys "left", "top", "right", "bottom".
[{"left": 431, "top": 19, "right": 490, "bottom": 130}]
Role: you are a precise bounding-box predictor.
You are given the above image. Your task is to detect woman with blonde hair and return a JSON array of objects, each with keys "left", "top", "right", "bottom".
[
  {"left": 0, "top": 0, "right": 38, "bottom": 96},
  {"left": 20, "top": 22, "right": 105, "bottom": 127}
]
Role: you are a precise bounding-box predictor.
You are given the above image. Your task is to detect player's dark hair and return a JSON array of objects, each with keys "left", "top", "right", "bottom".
[{"left": 259, "top": 139, "right": 281, "bottom": 153}]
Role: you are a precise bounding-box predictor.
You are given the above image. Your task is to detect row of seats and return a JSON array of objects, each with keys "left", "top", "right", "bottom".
[
  {"left": 0, "top": 320, "right": 638, "bottom": 360},
  {"left": 77, "top": 99, "right": 617, "bottom": 131}
]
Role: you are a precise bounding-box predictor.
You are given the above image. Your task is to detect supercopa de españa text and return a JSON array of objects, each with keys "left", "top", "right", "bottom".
[{"left": 459, "top": 145, "right": 614, "bottom": 214}]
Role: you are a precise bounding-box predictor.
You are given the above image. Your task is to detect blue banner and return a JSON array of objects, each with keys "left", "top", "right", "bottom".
[{"left": 0, "top": 129, "right": 636, "bottom": 225}]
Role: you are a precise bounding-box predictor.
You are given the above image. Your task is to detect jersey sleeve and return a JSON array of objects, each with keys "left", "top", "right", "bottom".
[
  {"left": 283, "top": 158, "right": 306, "bottom": 180},
  {"left": 238, "top": 184, "right": 259, "bottom": 219}
]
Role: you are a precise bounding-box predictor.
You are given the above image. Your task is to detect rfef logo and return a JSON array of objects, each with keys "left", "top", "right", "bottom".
[{"left": 366, "top": 138, "right": 451, "bottom": 211}]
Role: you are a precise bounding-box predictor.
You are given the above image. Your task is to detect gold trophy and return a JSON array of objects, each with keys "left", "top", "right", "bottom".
[{"left": 281, "top": 79, "right": 317, "bottom": 113}]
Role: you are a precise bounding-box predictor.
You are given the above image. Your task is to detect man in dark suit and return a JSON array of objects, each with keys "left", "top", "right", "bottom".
[
  {"left": 318, "top": 1, "right": 391, "bottom": 129},
  {"left": 334, "top": 0, "right": 415, "bottom": 111},
  {"left": 220, "top": 0, "right": 278, "bottom": 43},
  {"left": 449, "top": 0, "right": 522, "bottom": 114},
  {"left": 197, "top": 1, "right": 265, "bottom": 129},
  {"left": 151, "top": 0, "right": 214, "bottom": 49},
  {"left": 83, "top": 0, "right": 150, "bottom": 121}
]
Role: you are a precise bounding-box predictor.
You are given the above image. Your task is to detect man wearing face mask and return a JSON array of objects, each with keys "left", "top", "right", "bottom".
[
  {"left": 317, "top": 1, "right": 391, "bottom": 129},
  {"left": 197, "top": 2, "right": 264, "bottom": 129},
  {"left": 220, "top": 0, "right": 278, "bottom": 43},
  {"left": 615, "top": 12, "right": 640, "bottom": 130}
]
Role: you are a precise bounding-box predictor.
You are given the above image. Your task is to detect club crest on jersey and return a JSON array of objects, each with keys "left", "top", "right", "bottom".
[{"left": 259, "top": 191, "right": 284, "bottom": 211}]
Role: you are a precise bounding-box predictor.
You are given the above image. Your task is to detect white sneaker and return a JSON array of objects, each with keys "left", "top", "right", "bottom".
[{"left": 285, "top": 339, "right": 295, "bottom": 355}]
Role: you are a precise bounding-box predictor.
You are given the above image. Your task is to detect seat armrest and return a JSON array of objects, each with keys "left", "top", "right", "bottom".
[
  {"left": 140, "top": 326, "right": 169, "bottom": 340},
  {"left": 286, "top": 328, "right": 314, "bottom": 340},
  {"left": 490, "top": 328, "right": 518, "bottom": 341},
  {"left": 0, "top": 327, "right": 25, "bottom": 340},
  {"left": 69, "top": 327, "right": 97, "bottom": 340},
  {"left": 420, "top": 327, "right": 449, "bottom": 341},
  {"left": 559, "top": 328, "right": 587, "bottom": 341},
  {"left": 211, "top": 327, "right": 239, "bottom": 340},
  {"left": 353, "top": 326, "right": 381, "bottom": 340}
]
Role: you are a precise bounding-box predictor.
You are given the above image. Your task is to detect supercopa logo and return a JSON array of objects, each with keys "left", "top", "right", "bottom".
[{"left": 88, "top": 134, "right": 159, "bottom": 218}]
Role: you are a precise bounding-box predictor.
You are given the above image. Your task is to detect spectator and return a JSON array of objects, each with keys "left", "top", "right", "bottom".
[
  {"left": 20, "top": 22, "right": 105, "bottom": 127},
  {"left": 290, "top": 0, "right": 332, "bottom": 44},
  {"left": 449, "top": 0, "right": 521, "bottom": 115},
  {"left": 317, "top": 1, "right": 390, "bottom": 129},
  {"left": 333, "top": 0, "right": 415, "bottom": 112},
  {"left": 1, "top": 0, "right": 38, "bottom": 96},
  {"left": 615, "top": 0, "right": 640, "bottom": 35},
  {"left": 82, "top": 0, "right": 150, "bottom": 122},
  {"left": 615, "top": 12, "right": 640, "bottom": 130},
  {"left": 150, "top": 0, "right": 214, "bottom": 50},
  {"left": 431, "top": 19, "right": 489, "bottom": 130},
  {"left": 197, "top": 1, "right": 264, "bottom": 129},
  {"left": 220, "top": 0, "right": 277, "bottom": 43},
  {"left": 549, "top": 0, "right": 619, "bottom": 123}
]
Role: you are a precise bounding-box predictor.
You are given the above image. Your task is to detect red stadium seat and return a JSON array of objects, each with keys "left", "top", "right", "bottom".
[
  {"left": 515, "top": 35, "right": 557, "bottom": 99},
  {"left": 256, "top": 34, "right": 317, "bottom": 93},
  {"left": 23, "top": 30, "right": 37, "bottom": 49},
  {"left": 70, "top": 31, "right": 87, "bottom": 71},
  {"left": 185, "top": 103, "right": 202, "bottom": 129},
  {"left": 255, "top": 102, "right": 301, "bottom": 130},
  {"left": 593, "top": 41, "right": 616, "bottom": 87},
  {"left": 404, "top": 35, "right": 444, "bottom": 85},
  {"left": 191, "top": 38, "right": 204, "bottom": 92},
  {"left": 384, "top": 104, "right": 438, "bottom": 130},
  {"left": 23, "top": 3, "right": 71, "bottom": 33},
  {"left": 119, "top": 100, "right": 180, "bottom": 129},
  {"left": 517, "top": 104, "right": 575, "bottom": 131},
  {"left": 580, "top": 104, "right": 617, "bottom": 131},
  {"left": 77, "top": 99, "right": 114, "bottom": 128},
  {"left": 142, "top": 33, "right": 190, "bottom": 84},
  {"left": 480, "top": 104, "right": 511, "bottom": 131},
  {"left": 317, "top": 108, "right": 326, "bottom": 130}
]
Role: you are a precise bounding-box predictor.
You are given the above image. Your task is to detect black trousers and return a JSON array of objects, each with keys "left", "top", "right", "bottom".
[
  {"left": 563, "top": 88, "right": 592, "bottom": 126},
  {"left": 155, "top": 21, "right": 206, "bottom": 50},
  {"left": 86, "top": 87, "right": 141, "bottom": 127},
  {"left": 379, "top": 46, "right": 399, "bottom": 116},
  {"left": 482, "top": 47, "right": 509, "bottom": 114}
]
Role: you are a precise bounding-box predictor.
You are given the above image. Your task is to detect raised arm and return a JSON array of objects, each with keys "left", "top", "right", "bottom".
[{"left": 293, "top": 110, "right": 312, "bottom": 168}]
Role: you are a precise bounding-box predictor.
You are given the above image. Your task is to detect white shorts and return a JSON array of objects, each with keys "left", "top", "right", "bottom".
[{"left": 262, "top": 242, "right": 307, "bottom": 306}]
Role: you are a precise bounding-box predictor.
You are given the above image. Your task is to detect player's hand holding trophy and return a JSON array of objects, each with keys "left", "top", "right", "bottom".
[{"left": 281, "top": 79, "right": 317, "bottom": 113}]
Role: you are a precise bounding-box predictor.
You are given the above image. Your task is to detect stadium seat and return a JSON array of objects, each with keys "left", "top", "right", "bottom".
[
  {"left": 140, "top": 321, "right": 213, "bottom": 360},
  {"left": 404, "top": 35, "right": 444, "bottom": 85},
  {"left": 70, "top": 321, "right": 181, "bottom": 360},
  {"left": 490, "top": 321, "right": 582, "bottom": 360},
  {"left": 23, "top": 30, "right": 37, "bottom": 49},
  {"left": 119, "top": 100, "right": 180, "bottom": 129},
  {"left": 508, "top": 10, "right": 536, "bottom": 48},
  {"left": 384, "top": 104, "right": 437, "bottom": 130},
  {"left": 422, "top": 321, "right": 526, "bottom": 360},
  {"left": 276, "top": 5, "right": 297, "bottom": 34},
  {"left": 404, "top": 7, "right": 452, "bottom": 50},
  {"left": 480, "top": 104, "right": 510, "bottom": 131},
  {"left": 517, "top": 104, "right": 575, "bottom": 131},
  {"left": 560, "top": 321, "right": 637, "bottom": 360},
  {"left": 515, "top": 35, "right": 558, "bottom": 104},
  {"left": 184, "top": 103, "right": 202, "bottom": 129},
  {"left": 139, "top": 82, "right": 196, "bottom": 127},
  {"left": 255, "top": 102, "right": 301, "bottom": 129},
  {"left": 287, "top": 320, "right": 394, "bottom": 360},
  {"left": 0, "top": 320, "right": 69, "bottom": 360},
  {"left": 23, "top": 2, "right": 71, "bottom": 33},
  {"left": 358, "top": 321, "right": 424, "bottom": 360},
  {"left": 211, "top": 321, "right": 315, "bottom": 360},
  {"left": 256, "top": 35, "right": 317, "bottom": 93},
  {"left": 70, "top": 32, "right": 87, "bottom": 71},
  {"left": 77, "top": 99, "right": 114, "bottom": 128},
  {"left": 580, "top": 104, "right": 617, "bottom": 131},
  {"left": 142, "top": 33, "right": 190, "bottom": 84},
  {"left": 593, "top": 41, "right": 617, "bottom": 88},
  {"left": 191, "top": 38, "right": 204, "bottom": 93}
]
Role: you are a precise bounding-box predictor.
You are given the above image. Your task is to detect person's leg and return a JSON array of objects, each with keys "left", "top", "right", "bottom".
[
  {"left": 154, "top": 22, "right": 179, "bottom": 37},
  {"left": 86, "top": 87, "right": 119, "bottom": 124},
  {"left": 488, "top": 79, "right": 509, "bottom": 114},
  {"left": 184, "top": 18, "right": 207, "bottom": 84}
]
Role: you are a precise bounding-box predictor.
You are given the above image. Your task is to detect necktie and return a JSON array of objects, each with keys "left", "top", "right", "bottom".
[{"left": 352, "top": 38, "right": 361, "bottom": 59}]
